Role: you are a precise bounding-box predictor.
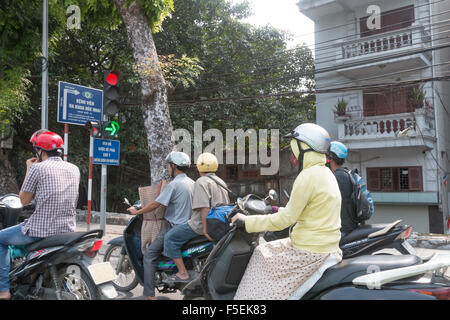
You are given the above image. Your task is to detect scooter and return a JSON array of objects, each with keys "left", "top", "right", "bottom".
[
  {"left": 1, "top": 194, "right": 118, "bottom": 300},
  {"left": 103, "top": 198, "right": 214, "bottom": 294},
  {"left": 265, "top": 190, "right": 415, "bottom": 258},
  {"left": 0, "top": 194, "right": 34, "bottom": 230},
  {"left": 182, "top": 191, "right": 450, "bottom": 300}
]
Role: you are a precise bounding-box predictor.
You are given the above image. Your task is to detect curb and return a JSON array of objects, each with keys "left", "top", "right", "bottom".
[
  {"left": 76, "top": 210, "right": 131, "bottom": 226},
  {"left": 408, "top": 232, "right": 450, "bottom": 250}
]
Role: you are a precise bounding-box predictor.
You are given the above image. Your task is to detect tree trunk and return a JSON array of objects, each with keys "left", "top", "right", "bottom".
[
  {"left": 0, "top": 149, "right": 19, "bottom": 195},
  {"left": 114, "top": 0, "right": 174, "bottom": 184}
]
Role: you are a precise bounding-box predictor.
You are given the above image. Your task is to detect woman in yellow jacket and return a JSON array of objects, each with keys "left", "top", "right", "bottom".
[{"left": 231, "top": 123, "right": 342, "bottom": 300}]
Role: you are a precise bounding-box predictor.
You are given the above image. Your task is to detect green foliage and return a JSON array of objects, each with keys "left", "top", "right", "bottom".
[
  {"left": 154, "top": 0, "right": 316, "bottom": 148},
  {"left": 3, "top": 0, "right": 316, "bottom": 210},
  {"left": 137, "top": 0, "right": 174, "bottom": 32},
  {"left": 0, "top": 68, "right": 31, "bottom": 123}
]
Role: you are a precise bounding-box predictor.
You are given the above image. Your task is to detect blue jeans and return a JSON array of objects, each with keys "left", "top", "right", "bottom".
[
  {"left": 0, "top": 224, "right": 42, "bottom": 291},
  {"left": 163, "top": 223, "right": 199, "bottom": 259}
]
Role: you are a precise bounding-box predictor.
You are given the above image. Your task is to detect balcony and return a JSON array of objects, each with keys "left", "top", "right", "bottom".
[
  {"left": 334, "top": 24, "right": 431, "bottom": 79},
  {"left": 336, "top": 108, "right": 436, "bottom": 150}
]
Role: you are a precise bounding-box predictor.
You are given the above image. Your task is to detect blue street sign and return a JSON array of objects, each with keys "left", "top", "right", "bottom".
[
  {"left": 93, "top": 138, "right": 120, "bottom": 166},
  {"left": 57, "top": 81, "right": 103, "bottom": 126}
]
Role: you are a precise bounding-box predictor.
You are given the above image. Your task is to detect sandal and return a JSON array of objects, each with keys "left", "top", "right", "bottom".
[{"left": 163, "top": 273, "right": 191, "bottom": 284}]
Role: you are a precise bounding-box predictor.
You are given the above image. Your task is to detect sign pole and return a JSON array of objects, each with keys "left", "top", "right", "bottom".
[
  {"left": 63, "top": 123, "right": 69, "bottom": 161},
  {"left": 87, "top": 132, "right": 94, "bottom": 231}
]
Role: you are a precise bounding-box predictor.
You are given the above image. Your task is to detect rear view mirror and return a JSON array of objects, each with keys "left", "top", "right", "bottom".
[{"left": 268, "top": 189, "right": 278, "bottom": 201}]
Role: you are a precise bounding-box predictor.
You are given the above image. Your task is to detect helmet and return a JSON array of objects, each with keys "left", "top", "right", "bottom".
[
  {"left": 285, "top": 123, "right": 331, "bottom": 156},
  {"left": 196, "top": 153, "right": 218, "bottom": 173},
  {"left": 329, "top": 141, "right": 348, "bottom": 160},
  {"left": 30, "top": 129, "right": 50, "bottom": 145},
  {"left": 32, "top": 131, "right": 64, "bottom": 152},
  {"left": 165, "top": 151, "right": 191, "bottom": 167}
]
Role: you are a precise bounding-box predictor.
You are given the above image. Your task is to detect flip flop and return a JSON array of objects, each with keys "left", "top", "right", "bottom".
[{"left": 163, "top": 274, "right": 191, "bottom": 284}]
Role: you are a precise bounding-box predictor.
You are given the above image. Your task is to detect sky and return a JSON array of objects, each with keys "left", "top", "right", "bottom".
[{"left": 229, "top": 0, "right": 315, "bottom": 50}]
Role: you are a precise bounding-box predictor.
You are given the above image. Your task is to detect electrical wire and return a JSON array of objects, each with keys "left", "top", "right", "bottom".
[
  {"left": 167, "top": 72, "right": 450, "bottom": 106},
  {"left": 170, "top": 38, "right": 450, "bottom": 99}
]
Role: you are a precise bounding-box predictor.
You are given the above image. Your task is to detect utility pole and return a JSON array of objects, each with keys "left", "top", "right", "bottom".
[{"left": 41, "top": 0, "right": 49, "bottom": 129}]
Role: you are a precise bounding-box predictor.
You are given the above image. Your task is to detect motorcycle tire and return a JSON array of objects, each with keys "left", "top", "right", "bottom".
[
  {"left": 55, "top": 264, "right": 101, "bottom": 300},
  {"left": 104, "top": 244, "right": 139, "bottom": 292}
]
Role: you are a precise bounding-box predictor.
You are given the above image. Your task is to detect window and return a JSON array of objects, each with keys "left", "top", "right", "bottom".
[
  {"left": 363, "top": 86, "right": 417, "bottom": 116},
  {"left": 367, "top": 166, "right": 423, "bottom": 192},
  {"left": 226, "top": 165, "right": 238, "bottom": 180},
  {"left": 360, "top": 5, "right": 415, "bottom": 38}
]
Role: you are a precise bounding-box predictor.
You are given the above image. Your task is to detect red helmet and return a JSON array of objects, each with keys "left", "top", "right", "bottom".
[
  {"left": 32, "top": 131, "right": 64, "bottom": 152},
  {"left": 30, "top": 129, "right": 50, "bottom": 145}
]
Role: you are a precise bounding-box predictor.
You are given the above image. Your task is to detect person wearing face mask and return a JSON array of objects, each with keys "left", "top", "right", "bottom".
[
  {"left": 0, "top": 130, "right": 80, "bottom": 300},
  {"left": 231, "top": 123, "right": 342, "bottom": 300}
]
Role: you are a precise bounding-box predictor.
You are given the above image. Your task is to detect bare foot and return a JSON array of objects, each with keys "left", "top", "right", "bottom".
[{"left": 145, "top": 296, "right": 157, "bottom": 300}]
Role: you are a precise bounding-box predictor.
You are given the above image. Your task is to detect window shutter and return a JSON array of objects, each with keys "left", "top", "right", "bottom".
[
  {"left": 367, "top": 168, "right": 380, "bottom": 191},
  {"left": 408, "top": 167, "right": 423, "bottom": 191}
]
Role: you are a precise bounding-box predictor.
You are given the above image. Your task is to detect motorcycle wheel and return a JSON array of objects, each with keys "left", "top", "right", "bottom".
[
  {"left": 104, "top": 244, "right": 139, "bottom": 292},
  {"left": 55, "top": 265, "right": 101, "bottom": 300}
]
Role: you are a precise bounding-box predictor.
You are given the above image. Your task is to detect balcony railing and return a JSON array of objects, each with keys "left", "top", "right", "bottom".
[
  {"left": 337, "top": 109, "right": 434, "bottom": 141},
  {"left": 340, "top": 24, "right": 430, "bottom": 60}
]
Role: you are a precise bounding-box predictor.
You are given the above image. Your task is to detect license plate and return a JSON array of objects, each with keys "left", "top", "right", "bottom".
[
  {"left": 87, "top": 262, "right": 117, "bottom": 285},
  {"left": 402, "top": 240, "right": 417, "bottom": 255}
]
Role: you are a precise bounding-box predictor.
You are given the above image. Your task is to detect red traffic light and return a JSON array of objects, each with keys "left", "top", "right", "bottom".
[{"left": 105, "top": 71, "right": 121, "bottom": 86}]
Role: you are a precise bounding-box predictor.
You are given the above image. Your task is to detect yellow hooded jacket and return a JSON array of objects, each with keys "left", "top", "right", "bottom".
[{"left": 245, "top": 143, "right": 342, "bottom": 253}]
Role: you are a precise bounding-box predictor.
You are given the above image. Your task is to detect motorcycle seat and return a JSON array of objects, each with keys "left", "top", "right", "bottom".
[
  {"left": 340, "top": 224, "right": 393, "bottom": 245},
  {"left": 182, "top": 235, "right": 210, "bottom": 249},
  {"left": 305, "top": 254, "right": 422, "bottom": 299},
  {"left": 26, "top": 230, "right": 103, "bottom": 252}
]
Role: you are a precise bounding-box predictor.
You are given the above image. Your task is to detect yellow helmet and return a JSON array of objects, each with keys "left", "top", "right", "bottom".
[{"left": 196, "top": 152, "right": 219, "bottom": 173}]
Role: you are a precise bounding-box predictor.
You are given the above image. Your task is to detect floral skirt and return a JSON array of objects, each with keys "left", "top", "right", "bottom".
[{"left": 233, "top": 237, "right": 334, "bottom": 300}]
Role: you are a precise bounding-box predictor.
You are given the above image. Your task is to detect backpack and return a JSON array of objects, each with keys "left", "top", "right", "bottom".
[
  {"left": 205, "top": 204, "right": 235, "bottom": 241},
  {"left": 345, "top": 169, "right": 374, "bottom": 223},
  {"left": 204, "top": 175, "right": 236, "bottom": 241}
]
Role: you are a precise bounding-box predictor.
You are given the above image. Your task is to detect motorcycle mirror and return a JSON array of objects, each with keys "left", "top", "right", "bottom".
[{"left": 268, "top": 189, "right": 278, "bottom": 201}]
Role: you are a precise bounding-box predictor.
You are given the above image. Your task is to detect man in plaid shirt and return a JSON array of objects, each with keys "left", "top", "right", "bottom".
[{"left": 0, "top": 130, "right": 80, "bottom": 299}]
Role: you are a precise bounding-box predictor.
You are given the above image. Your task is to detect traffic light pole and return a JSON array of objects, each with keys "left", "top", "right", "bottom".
[{"left": 99, "top": 116, "right": 108, "bottom": 232}]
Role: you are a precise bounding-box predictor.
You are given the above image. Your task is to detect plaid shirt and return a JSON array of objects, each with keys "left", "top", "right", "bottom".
[{"left": 21, "top": 157, "right": 80, "bottom": 237}]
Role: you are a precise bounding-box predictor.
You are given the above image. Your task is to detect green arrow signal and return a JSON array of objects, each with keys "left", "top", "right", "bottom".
[{"left": 104, "top": 121, "right": 120, "bottom": 136}]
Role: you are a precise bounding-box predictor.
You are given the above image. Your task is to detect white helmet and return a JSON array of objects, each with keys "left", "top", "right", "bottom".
[
  {"left": 165, "top": 151, "right": 191, "bottom": 167},
  {"left": 285, "top": 123, "right": 331, "bottom": 154}
]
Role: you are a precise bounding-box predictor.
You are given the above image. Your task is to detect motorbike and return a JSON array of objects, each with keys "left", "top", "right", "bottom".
[
  {"left": 181, "top": 190, "right": 450, "bottom": 300},
  {"left": 103, "top": 198, "right": 214, "bottom": 294},
  {"left": 265, "top": 190, "right": 415, "bottom": 258},
  {"left": 0, "top": 194, "right": 34, "bottom": 230},
  {"left": 0, "top": 194, "right": 118, "bottom": 300}
]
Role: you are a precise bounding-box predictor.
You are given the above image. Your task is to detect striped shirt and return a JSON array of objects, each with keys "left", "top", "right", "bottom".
[{"left": 20, "top": 157, "right": 80, "bottom": 237}]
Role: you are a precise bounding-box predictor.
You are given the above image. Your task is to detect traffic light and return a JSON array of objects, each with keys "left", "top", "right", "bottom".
[
  {"left": 103, "top": 70, "right": 121, "bottom": 116},
  {"left": 85, "top": 121, "right": 103, "bottom": 137},
  {"left": 102, "top": 120, "right": 120, "bottom": 138}
]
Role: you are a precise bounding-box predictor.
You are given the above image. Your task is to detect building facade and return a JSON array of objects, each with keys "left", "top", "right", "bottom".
[{"left": 297, "top": 0, "right": 450, "bottom": 233}]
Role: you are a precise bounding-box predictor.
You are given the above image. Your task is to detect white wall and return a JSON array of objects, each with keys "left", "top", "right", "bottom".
[
  {"left": 367, "top": 204, "right": 429, "bottom": 233},
  {"left": 346, "top": 147, "right": 438, "bottom": 192}
]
